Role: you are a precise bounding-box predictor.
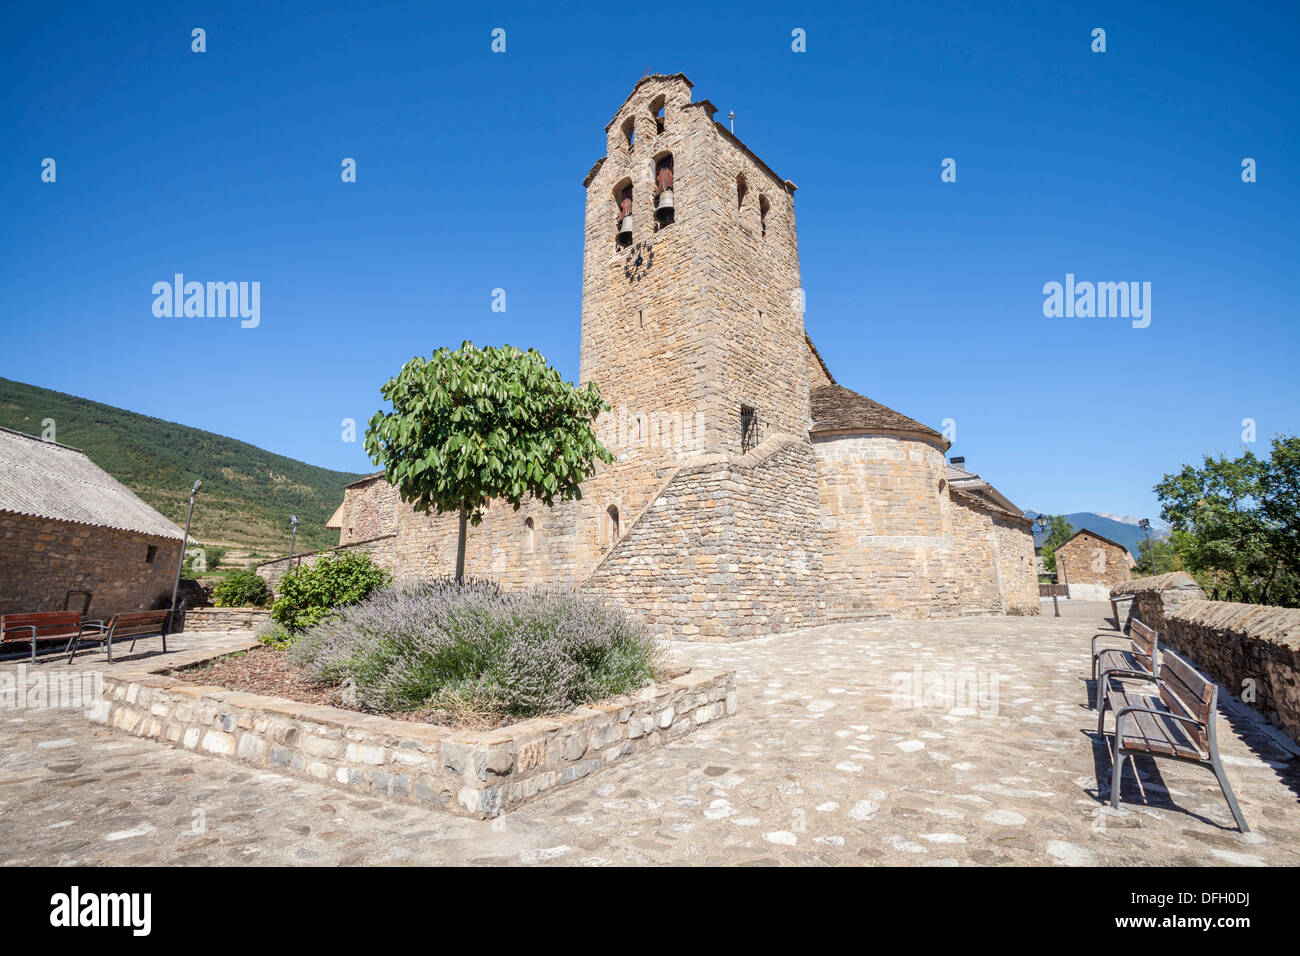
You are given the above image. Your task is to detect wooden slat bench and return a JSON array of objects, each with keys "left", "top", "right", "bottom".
[
  {"left": 66, "top": 610, "right": 172, "bottom": 664},
  {"left": 1097, "top": 646, "right": 1249, "bottom": 832},
  {"left": 1, "top": 611, "right": 107, "bottom": 663},
  {"left": 1091, "top": 618, "right": 1159, "bottom": 710}
]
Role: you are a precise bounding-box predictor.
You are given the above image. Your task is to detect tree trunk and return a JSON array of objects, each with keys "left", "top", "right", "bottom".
[{"left": 455, "top": 502, "right": 468, "bottom": 584}]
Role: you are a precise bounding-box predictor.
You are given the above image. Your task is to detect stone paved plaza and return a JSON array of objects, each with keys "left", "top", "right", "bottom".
[{"left": 1, "top": 601, "right": 1297, "bottom": 866}]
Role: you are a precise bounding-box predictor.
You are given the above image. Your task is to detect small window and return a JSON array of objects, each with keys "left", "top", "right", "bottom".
[
  {"left": 523, "top": 517, "right": 535, "bottom": 554},
  {"left": 740, "top": 405, "right": 759, "bottom": 453},
  {"left": 736, "top": 173, "right": 748, "bottom": 210},
  {"left": 621, "top": 117, "right": 635, "bottom": 148},
  {"left": 146, "top": 545, "right": 158, "bottom": 564},
  {"left": 607, "top": 505, "right": 621, "bottom": 544},
  {"left": 759, "top": 195, "right": 770, "bottom": 237}
]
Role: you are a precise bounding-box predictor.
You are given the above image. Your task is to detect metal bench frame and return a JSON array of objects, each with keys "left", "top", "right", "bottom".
[
  {"left": 1091, "top": 618, "right": 1159, "bottom": 711},
  {"left": 1, "top": 612, "right": 108, "bottom": 663},
  {"left": 65, "top": 611, "right": 172, "bottom": 664},
  {"left": 1097, "top": 647, "right": 1249, "bottom": 832}
]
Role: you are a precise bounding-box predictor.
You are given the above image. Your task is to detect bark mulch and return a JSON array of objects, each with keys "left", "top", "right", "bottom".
[
  {"left": 174, "top": 645, "right": 686, "bottom": 731},
  {"left": 174, "top": 645, "right": 498, "bottom": 729}
]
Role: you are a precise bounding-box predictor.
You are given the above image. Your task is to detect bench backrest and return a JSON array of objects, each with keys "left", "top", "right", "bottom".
[
  {"left": 0, "top": 611, "right": 82, "bottom": 642},
  {"left": 1158, "top": 648, "right": 1215, "bottom": 752},
  {"left": 1130, "top": 618, "right": 1157, "bottom": 659},
  {"left": 108, "top": 610, "right": 171, "bottom": 638}
]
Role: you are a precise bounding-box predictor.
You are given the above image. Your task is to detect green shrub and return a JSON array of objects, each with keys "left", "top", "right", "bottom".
[
  {"left": 290, "top": 578, "right": 662, "bottom": 719},
  {"left": 271, "top": 551, "right": 391, "bottom": 633},
  {"left": 211, "top": 569, "right": 270, "bottom": 608},
  {"left": 256, "top": 618, "right": 295, "bottom": 649}
]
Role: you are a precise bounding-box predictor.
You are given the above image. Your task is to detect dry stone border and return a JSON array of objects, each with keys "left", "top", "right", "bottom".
[{"left": 86, "top": 642, "right": 736, "bottom": 819}]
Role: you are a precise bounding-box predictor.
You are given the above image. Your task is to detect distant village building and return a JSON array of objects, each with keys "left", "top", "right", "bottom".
[
  {"left": 1054, "top": 528, "right": 1134, "bottom": 600},
  {"left": 306, "top": 75, "right": 1040, "bottom": 639},
  {"left": 0, "top": 426, "right": 184, "bottom": 616}
]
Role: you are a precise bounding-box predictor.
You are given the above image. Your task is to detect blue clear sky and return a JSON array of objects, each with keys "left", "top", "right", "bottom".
[{"left": 2, "top": 0, "right": 1297, "bottom": 521}]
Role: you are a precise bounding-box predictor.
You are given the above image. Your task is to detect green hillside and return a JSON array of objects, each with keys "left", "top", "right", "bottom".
[{"left": 0, "top": 378, "right": 367, "bottom": 558}]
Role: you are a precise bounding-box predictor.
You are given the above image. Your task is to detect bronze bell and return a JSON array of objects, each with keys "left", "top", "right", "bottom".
[
  {"left": 654, "top": 188, "right": 674, "bottom": 225},
  {"left": 617, "top": 215, "right": 634, "bottom": 244}
]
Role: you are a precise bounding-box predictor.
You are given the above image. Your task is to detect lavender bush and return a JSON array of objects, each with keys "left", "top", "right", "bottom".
[{"left": 288, "top": 578, "right": 662, "bottom": 719}]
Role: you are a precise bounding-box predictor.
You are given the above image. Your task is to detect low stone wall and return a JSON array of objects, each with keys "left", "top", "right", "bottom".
[
  {"left": 1162, "top": 601, "right": 1300, "bottom": 742},
  {"left": 180, "top": 607, "right": 270, "bottom": 633},
  {"left": 1111, "top": 574, "right": 1300, "bottom": 743},
  {"left": 1110, "top": 572, "right": 1206, "bottom": 632},
  {"left": 87, "top": 645, "right": 736, "bottom": 819}
]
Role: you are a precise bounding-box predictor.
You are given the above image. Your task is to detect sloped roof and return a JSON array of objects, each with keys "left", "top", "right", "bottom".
[
  {"left": 805, "top": 334, "right": 836, "bottom": 386},
  {"left": 810, "top": 385, "right": 943, "bottom": 442},
  {"left": 0, "top": 426, "right": 184, "bottom": 539},
  {"left": 944, "top": 460, "right": 1029, "bottom": 523},
  {"left": 325, "top": 502, "right": 345, "bottom": 529},
  {"left": 946, "top": 462, "right": 981, "bottom": 485},
  {"left": 1058, "top": 527, "right": 1133, "bottom": 558}
]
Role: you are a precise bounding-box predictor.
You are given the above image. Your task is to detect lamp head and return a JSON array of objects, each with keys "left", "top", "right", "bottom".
[{"left": 191, "top": 479, "right": 202, "bottom": 495}]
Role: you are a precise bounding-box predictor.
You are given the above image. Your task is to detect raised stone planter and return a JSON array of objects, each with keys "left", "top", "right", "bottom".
[
  {"left": 180, "top": 607, "right": 271, "bottom": 633},
  {"left": 86, "top": 643, "right": 736, "bottom": 819}
]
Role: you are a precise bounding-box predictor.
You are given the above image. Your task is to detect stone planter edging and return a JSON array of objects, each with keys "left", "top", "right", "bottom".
[
  {"left": 180, "top": 607, "right": 271, "bottom": 633},
  {"left": 86, "top": 646, "right": 736, "bottom": 819}
]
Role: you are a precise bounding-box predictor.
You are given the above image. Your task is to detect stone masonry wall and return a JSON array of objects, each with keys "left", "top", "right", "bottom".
[
  {"left": 88, "top": 641, "right": 736, "bottom": 819},
  {"left": 180, "top": 607, "right": 272, "bottom": 633},
  {"left": 1056, "top": 531, "right": 1132, "bottom": 591},
  {"left": 581, "top": 74, "right": 811, "bottom": 461},
  {"left": 814, "top": 433, "right": 960, "bottom": 619},
  {"left": 586, "top": 434, "right": 826, "bottom": 640},
  {"left": 1111, "top": 572, "right": 1207, "bottom": 634},
  {"left": 1162, "top": 601, "right": 1300, "bottom": 744},
  {"left": 947, "top": 494, "right": 1040, "bottom": 616},
  {"left": 992, "top": 513, "right": 1040, "bottom": 615},
  {"left": 0, "top": 512, "right": 181, "bottom": 617},
  {"left": 946, "top": 493, "right": 1004, "bottom": 615}
]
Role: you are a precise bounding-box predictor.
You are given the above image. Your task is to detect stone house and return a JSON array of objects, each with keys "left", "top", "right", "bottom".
[
  {"left": 0, "top": 426, "right": 184, "bottom": 617},
  {"left": 1054, "top": 528, "right": 1134, "bottom": 600},
  {"left": 311, "top": 74, "right": 1038, "bottom": 639}
]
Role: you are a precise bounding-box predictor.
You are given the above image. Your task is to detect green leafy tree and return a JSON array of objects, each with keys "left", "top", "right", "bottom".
[
  {"left": 364, "top": 342, "right": 613, "bottom": 581},
  {"left": 1038, "top": 515, "right": 1075, "bottom": 573},
  {"left": 1155, "top": 434, "right": 1300, "bottom": 606},
  {"left": 271, "top": 551, "right": 391, "bottom": 632},
  {"left": 1135, "top": 536, "right": 1179, "bottom": 576}
]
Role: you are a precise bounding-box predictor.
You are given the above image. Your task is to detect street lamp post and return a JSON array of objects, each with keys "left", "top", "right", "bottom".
[
  {"left": 1036, "top": 514, "right": 1060, "bottom": 617},
  {"left": 288, "top": 515, "right": 299, "bottom": 568},
  {"left": 1138, "top": 518, "right": 1154, "bottom": 575},
  {"left": 167, "top": 479, "right": 202, "bottom": 642}
]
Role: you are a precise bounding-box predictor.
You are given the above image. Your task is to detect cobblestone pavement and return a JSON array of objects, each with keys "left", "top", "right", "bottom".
[{"left": 1, "top": 602, "right": 1297, "bottom": 866}]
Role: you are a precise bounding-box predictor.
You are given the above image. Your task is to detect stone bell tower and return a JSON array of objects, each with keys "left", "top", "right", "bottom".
[
  {"left": 578, "top": 74, "right": 813, "bottom": 463},
  {"left": 575, "top": 75, "right": 826, "bottom": 640}
]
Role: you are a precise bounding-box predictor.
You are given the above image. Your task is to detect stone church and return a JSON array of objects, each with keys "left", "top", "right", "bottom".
[{"left": 322, "top": 74, "right": 1038, "bottom": 639}]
